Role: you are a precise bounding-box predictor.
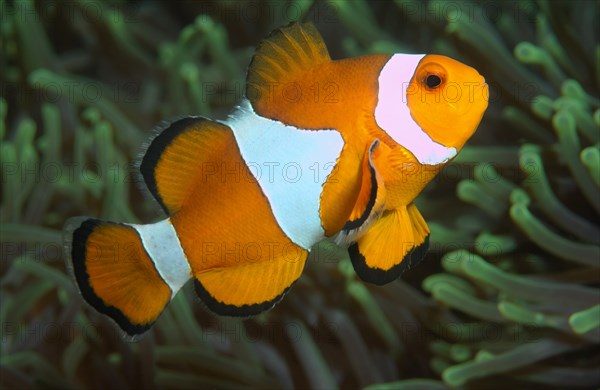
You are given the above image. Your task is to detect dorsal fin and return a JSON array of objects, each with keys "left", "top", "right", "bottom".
[
  {"left": 246, "top": 22, "right": 330, "bottom": 105},
  {"left": 140, "top": 117, "right": 232, "bottom": 215}
]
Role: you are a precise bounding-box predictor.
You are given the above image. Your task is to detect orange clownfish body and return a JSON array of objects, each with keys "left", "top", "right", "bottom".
[{"left": 65, "top": 23, "right": 488, "bottom": 338}]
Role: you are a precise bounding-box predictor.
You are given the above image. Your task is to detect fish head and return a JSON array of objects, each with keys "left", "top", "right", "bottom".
[{"left": 407, "top": 54, "right": 489, "bottom": 152}]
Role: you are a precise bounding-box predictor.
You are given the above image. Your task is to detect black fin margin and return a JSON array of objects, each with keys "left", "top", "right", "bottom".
[
  {"left": 193, "top": 278, "right": 294, "bottom": 317},
  {"left": 68, "top": 218, "right": 152, "bottom": 338},
  {"left": 349, "top": 235, "right": 430, "bottom": 286},
  {"left": 139, "top": 116, "right": 208, "bottom": 215}
]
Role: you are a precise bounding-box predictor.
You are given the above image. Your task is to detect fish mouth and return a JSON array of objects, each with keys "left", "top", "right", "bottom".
[
  {"left": 477, "top": 77, "right": 489, "bottom": 104},
  {"left": 479, "top": 82, "right": 489, "bottom": 94},
  {"left": 479, "top": 75, "right": 488, "bottom": 89},
  {"left": 480, "top": 82, "right": 489, "bottom": 97}
]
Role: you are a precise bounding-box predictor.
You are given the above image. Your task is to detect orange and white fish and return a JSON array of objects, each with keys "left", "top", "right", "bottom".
[{"left": 65, "top": 23, "right": 488, "bottom": 337}]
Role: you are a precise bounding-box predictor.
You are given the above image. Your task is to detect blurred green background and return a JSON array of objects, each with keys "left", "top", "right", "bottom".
[{"left": 1, "top": 0, "right": 599, "bottom": 389}]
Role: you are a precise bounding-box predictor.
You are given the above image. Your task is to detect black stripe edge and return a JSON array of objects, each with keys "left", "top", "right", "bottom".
[
  {"left": 342, "top": 139, "right": 380, "bottom": 232},
  {"left": 349, "top": 235, "right": 430, "bottom": 285}
]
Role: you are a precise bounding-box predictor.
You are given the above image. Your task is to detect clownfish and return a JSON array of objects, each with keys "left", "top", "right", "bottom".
[{"left": 65, "top": 23, "right": 488, "bottom": 338}]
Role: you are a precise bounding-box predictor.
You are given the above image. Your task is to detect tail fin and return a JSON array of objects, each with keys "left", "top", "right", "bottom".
[{"left": 64, "top": 218, "right": 172, "bottom": 338}]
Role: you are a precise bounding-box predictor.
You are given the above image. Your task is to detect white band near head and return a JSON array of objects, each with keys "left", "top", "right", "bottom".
[
  {"left": 375, "top": 54, "right": 456, "bottom": 165},
  {"left": 131, "top": 219, "right": 191, "bottom": 298}
]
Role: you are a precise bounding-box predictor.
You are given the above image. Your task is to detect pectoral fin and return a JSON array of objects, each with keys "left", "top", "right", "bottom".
[
  {"left": 349, "top": 203, "right": 430, "bottom": 285},
  {"left": 336, "top": 139, "right": 386, "bottom": 245}
]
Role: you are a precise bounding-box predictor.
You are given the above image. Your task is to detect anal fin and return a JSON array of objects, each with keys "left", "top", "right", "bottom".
[
  {"left": 194, "top": 245, "right": 308, "bottom": 317},
  {"left": 349, "top": 203, "right": 430, "bottom": 285}
]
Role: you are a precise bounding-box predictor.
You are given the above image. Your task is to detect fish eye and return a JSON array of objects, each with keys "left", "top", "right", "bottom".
[
  {"left": 415, "top": 62, "right": 447, "bottom": 91},
  {"left": 425, "top": 74, "right": 442, "bottom": 89}
]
